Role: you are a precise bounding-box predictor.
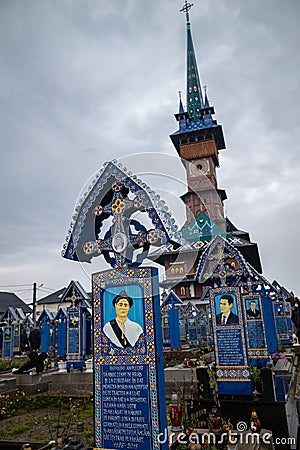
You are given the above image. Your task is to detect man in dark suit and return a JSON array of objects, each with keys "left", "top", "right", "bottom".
[
  {"left": 246, "top": 300, "right": 261, "bottom": 319},
  {"left": 216, "top": 294, "right": 239, "bottom": 325},
  {"left": 29, "top": 325, "right": 41, "bottom": 351}
]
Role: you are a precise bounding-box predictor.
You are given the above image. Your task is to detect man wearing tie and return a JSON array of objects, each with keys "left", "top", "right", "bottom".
[
  {"left": 246, "top": 300, "right": 261, "bottom": 319},
  {"left": 216, "top": 294, "right": 239, "bottom": 325}
]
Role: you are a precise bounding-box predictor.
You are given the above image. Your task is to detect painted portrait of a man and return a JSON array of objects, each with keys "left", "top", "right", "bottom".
[
  {"left": 215, "top": 294, "right": 239, "bottom": 325},
  {"left": 246, "top": 300, "right": 261, "bottom": 319},
  {"left": 103, "top": 290, "right": 143, "bottom": 348}
]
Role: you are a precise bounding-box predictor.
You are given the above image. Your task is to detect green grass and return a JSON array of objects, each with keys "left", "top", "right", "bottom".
[
  {"left": 1, "top": 391, "right": 94, "bottom": 446},
  {"left": 0, "top": 391, "right": 88, "bottom": 419},
  {"left": 7, "top": 424, "right": 31, "bottom": 435}
]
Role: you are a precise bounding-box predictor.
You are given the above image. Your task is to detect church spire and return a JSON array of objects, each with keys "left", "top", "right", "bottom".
[
  {"left": 180, "top": 1, "right": 204, "bottom": 121},
  {"left": 178, "top": 91, "right": 184, "bottom": 114},
  {"left": 170, "top": 2, "right": 226, "bottom": 230},
  {"left": 171, "top": 2, "right": 225, "bottom": 151},
  {"left": 203, "top": 85, "right": 210, "bottom": 108}
]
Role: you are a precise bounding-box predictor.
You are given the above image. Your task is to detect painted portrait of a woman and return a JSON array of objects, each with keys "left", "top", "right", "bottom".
[{"left": 103, "top": 290, "right": 143, "bottom": 348}]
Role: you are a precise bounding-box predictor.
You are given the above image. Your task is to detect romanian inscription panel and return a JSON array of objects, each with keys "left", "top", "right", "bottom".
[
  {"left": 210, "top": 287, "right": 251, "bottom": 396},
  {"left": 247, "top": 321, "right": 265, "bottom": 348},
  {"left": 243, "top": 295, "right": 268, "bottom": 360},
  {"left": 68, "top": 328, "right": 79, "bottom": 354},
  {"left": 217, "top": 328, "right": 244, "bottom": 366},
  {"left": 101, "top": 364, "right": 151, "bottom": 449}
]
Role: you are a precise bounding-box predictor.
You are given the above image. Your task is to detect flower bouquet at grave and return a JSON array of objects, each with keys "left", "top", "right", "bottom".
[
  {"left": 183, "top": 358, "right": 197, "bottom": 367},
  {"left": 0, "top": 358, "right": 26, "bottom": 372},
  {"left": 222, "top": 418, "right": 233, "bottom": 432},
  {"left": 271, "top": 351, "right": 286, "bottom": 365},
  {"left": 0, "top": 360, "right": 10, "bottom": 371},
  {"left": 201, "top": 441, "right": 218, "bottom": 450}
]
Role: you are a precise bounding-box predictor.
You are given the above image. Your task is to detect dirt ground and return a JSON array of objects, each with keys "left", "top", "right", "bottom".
[{"left": 0, "top": 407, "right": 93, "bottom": 447}]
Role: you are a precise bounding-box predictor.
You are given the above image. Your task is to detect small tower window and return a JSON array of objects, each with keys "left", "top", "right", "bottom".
[
  {"left": 197, "top": 164, "right": 202, "bottom": 171},
  {"left": 180, "top": 286, "right": 186, "bottom": 296}
]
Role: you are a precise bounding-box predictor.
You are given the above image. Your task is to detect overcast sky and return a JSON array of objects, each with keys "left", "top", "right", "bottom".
[{"left": 0, "top": 0, "right": 299, "bottom": 302}]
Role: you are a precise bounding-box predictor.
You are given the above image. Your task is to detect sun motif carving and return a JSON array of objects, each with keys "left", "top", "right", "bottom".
[
  {"left": 112, "top": 182, "right": 123, "bottom": 192},
  {"left": 94, "top": 205, "right": 103, "bottom": 216},
  {"left": 133, "top": 196, "right": 143, "bottom": 209},
  {"left": 147, "top": 230, "right": 160, "bottom": 244},
  {"left": 83, "top": 241, "right": 98, "bottom": 255},
  {"left": 112, "top": 199, "right": 125, "bottom": 214}
]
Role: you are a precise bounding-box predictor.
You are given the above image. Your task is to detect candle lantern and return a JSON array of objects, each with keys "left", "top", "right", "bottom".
[
  {"left": 169, "top": 392, "right": 183, "bottom": 432},
  {"left": 250, "top": 409, "right": 261, "bottom": 433}
]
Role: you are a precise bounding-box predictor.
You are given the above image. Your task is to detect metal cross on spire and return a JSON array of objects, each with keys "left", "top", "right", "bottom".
[{"left": 180, "top": 0, "right": 194, "bottom": 23}]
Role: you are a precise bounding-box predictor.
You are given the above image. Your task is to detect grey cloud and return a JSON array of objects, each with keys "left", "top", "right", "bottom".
[{"left": 0, "top": 0, "right": 299, "bottom": 295}]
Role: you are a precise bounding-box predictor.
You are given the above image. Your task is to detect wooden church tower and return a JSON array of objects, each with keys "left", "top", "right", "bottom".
[
  {"left": 170, "top": 1, "right": 226, "bottom": 229},
  {"left": 149, "top": 1, "right": 262, "bottom": 305}
]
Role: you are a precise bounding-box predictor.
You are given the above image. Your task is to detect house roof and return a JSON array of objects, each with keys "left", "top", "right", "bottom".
[
  {"left": 0, "top": 292, "right": 32, "bottom": 315},
  {"left": 37, "top": 288, "right": 66, "bottom": 305},
  {"left": 37, "top": 282, "right": 92, "bottom": 308}
]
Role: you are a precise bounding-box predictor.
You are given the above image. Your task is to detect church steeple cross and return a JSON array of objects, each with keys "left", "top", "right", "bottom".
[
  {"left": 180, "top": 0, "right": 204, "bottom": 120},
  {"left": 180, "top": 0, "right": 194, "bottom": 24}
]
